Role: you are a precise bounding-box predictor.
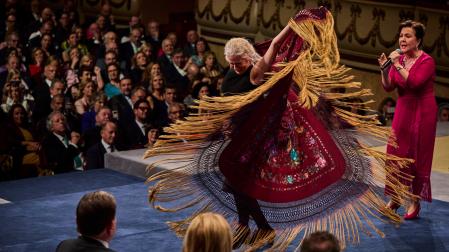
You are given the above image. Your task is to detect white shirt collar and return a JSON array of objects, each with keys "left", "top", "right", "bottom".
[
  {"left": 92, "top": 237, "right": 109, "bottom": 248},
  {"left": 53, "top": 132, "right": 67, "bottom": 148},
  {"left": 101, "top": 139, "right": 113, "bottom": 153},
  {"left": 45, "top": 78, "right": 52, "bottom": 88},
  {"left": 135, "top": 119, "right": 145, "bottom": 135},
  {"left": 173, "top": 63, "right": 186, "bottom": 76}
]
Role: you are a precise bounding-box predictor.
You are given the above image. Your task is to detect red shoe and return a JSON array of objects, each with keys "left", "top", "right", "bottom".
[{"left": 404, "top": 203, "right": 420, "bottom": 220}]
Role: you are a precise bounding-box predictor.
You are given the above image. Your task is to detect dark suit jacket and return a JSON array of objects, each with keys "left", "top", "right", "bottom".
[
  {"left": 56, "top": 235, "right": 116, "bottom": 252},
  {"left": 157, "top": 55, "right": 189, "bottom": 99},
  {"left": 41, "top": 133, "right": 80, "bottom": 174},
  {"left": 83, "top": 126, "right": 102, "bottom": 151},
  {"left": 121, "top": 120, "right": 147, "bottom": 150},
  {"left": 86, "top": 142, "right": 107, "bottom": 169},
  {"left": 31, "top": 75, "right": 51, "bottom": 122},
  {"left": 108, "top": 94, "right": 134, "bottom": 127},
  {"left": 119, "top": 41, "right": 138, "bottom": 66}
]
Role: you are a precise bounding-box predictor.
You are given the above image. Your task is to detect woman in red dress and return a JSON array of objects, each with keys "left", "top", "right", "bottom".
[{"left": 378, "top": 20, "right": 437, "bottom": 219}]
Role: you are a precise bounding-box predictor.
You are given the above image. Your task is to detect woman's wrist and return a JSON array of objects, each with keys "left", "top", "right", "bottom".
[{"left": 393, "top": 64, "right": 403, "bottom": 71}]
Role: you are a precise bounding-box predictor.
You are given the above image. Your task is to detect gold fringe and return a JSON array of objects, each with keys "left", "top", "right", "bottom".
[{"left": 146, "top": 10, "right": 416, "bottom": 251}]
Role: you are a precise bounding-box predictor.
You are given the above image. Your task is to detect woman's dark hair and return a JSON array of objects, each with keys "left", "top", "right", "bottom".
[
  {"left": 8, "top": 103, "right": 28, "bottom": 126},
  {"left": 195, "top": 37, "right": 210, "bottom": 52},
  {"left": 399, "top": 20, "right": 426, "bottom": 47},
  {"left": 192, "top": 82, "right": 210, "bottom": 100}
]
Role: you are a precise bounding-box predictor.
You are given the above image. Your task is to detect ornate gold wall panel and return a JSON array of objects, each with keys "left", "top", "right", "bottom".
[
  {"left": 196, "top": 0, "right": 449, "bottom": 104},
  {"left": 79, "top": 0, "right": 141, "bottom": 24}
]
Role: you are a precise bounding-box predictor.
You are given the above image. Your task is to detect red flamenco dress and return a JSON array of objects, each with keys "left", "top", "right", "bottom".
[{"left": 146, "top": 7, "right": 413, "bottom": 251}]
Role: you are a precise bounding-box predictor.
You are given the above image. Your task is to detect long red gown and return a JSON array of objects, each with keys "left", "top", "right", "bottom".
[{"left": 385, "top": 52, "right": 438, "bottom": 202}]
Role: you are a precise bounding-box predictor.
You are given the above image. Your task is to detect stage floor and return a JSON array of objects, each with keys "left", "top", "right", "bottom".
[
  {"left": 1, "top": 122, "right": 448, "bottom": 251},
  {"left": 1, "top": 169, "right": 449, "bottom": 252}
]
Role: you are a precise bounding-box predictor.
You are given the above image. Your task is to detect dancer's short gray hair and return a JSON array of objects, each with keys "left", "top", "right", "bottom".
[{"left": 224, "top": 38, "right": 261, "bottom": 65}]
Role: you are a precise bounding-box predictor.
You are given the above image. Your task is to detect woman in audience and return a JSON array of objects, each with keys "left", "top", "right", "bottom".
[
  {"left": 74, "top": 80, "right": 96, "bottom": 115},
  {"left": 142, "top": 62, "right": 161, "bottom": 90},
  {"left": 139, "top": 42, "right": 153, "bottom": 63},
  {"left": 192, "top": 82, "right": 210, "bottom": 101},
  {"left": 1, "top": 81, "right": 33, "bottom": 115},
  {"left": 81, "top": 92, "right": 107, "bottom": 133},
  {"left": 189, "top": 38, "right": 209, "bottom": 67},
  {"left": 130, "top": 51, "right": 148, "bottom": 85},
  {"left": 183, "top": 212, "right": 232, "bottom": 252},
  {"left": 145, "top": 127, "right": 160, "bottom": 148},
  {"left": 28, "top": 48, "right": 46, "bottom": 79},
  {"left": 6, "top": 104, "right": 40, "bottom": 178},
  {"left": 200, "top": 51, "right": 223, "bottom": 90},
  {"left": 147, "top": 74, "right": 165, "bottom": 109},
  {"left": 40, "top": 33, "right": 55, "bottom": 57},
  {"left": 104, "top": 63, "right": 121, "bottom": 99}
]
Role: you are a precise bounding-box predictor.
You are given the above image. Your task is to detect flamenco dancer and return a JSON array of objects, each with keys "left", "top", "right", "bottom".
[{"left": 146, "top": 7, "right": 414, "bottom": 251}]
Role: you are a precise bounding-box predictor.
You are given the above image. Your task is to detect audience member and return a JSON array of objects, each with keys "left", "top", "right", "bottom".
[
  {"left": 145, "top": 20, "right": 163, "bottom": 61},
  {"left": 108, "top": 77, "right": 134, "bottom": 125},
  {"left": 182, "top": 212, "right": 232, "bottom": 252},
  {"left": 183, "top": 30, "right": 199, "bottom": 57},
  {"left": 300, "top": 231, "right": 340, "bottom": 252},
  {"left": 438, "top": 103, "right": 449, "bottom": 122},
  {"left": 86, "top": 121, "right": 117, "bottom": 169},
  {"left": 56, "top": 191, "right": 117, "bottom": 252},
  {"left": 75, "top": 80, "right": 96, "bottom": 115},
  {"left": 83, "top": 106, "right": 112, "bottom": 150},
  {"left": 378, "top": 97, "right": 396, "bottom": 126},
  {"left": 81, "top": 92, "right": 108, "bottom": 133},
  {"left": 41, "top": 111, "right": 80, "bottom": 174},
  {"left": 120, "top": 99, "right": 151, "bottom": 149},
  {"left": 5, "top": 104, "right": 40, "bottom": 178}
]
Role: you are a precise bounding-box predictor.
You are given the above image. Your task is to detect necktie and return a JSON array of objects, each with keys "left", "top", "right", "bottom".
[
  {"left": 63, "top": 137, "right": 69, "bottom": 147},
  {"left": 109, "top": 145, "right": 115, "bottom": 152}
]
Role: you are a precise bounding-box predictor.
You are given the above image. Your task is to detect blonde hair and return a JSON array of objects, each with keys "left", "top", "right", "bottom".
[
  {"left": 224, "top": 38, "right": 261, "bottom": 65},
  {"left": 183, "top": 212, "right": 232, "bottom": 252}
]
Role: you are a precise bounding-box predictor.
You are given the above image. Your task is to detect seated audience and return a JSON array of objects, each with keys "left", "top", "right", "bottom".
[{"left": 56, "top": 191, "right": 117, "bottom": 252}]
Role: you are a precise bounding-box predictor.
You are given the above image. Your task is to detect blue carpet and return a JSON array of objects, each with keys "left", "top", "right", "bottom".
[{"left": 0, "top": 169, "right": 448, "bottom": 252}]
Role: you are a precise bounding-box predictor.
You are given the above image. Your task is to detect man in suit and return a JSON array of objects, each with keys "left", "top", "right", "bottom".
[
  {"left": 183, "top": 29, "right": 199, "bottom": 57},
  {"left": 145, "top": 20, "right": 163, "bottom": 61},
  {"left": 41, "top": 111, "right": 81, "bottom": 174},
  {"left": 121, "top": 99, "right": 151, "bottom": 150},
  {"left": 85, "top": 121, "right": 117, "bottom": 169},
  {"left": 158, "top": 45, "right": 189, "bottom": 100},
  {"left": 120, "top": 27, "right": 142, "bottom": 66},
  {"left": 108, "top": 77, "right": 134, "bottom": 127},
  {"left": 31, "top": 63, "right": 57, "bottom": 123},
  {"left": 83, "top": 106, "right": 112, "bottom": 150},
  {"left": 56, "top": 191, "right": 117, "bottom": 252}
]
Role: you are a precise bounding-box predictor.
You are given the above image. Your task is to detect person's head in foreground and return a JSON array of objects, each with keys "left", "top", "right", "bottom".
[
  {"left": 300, "top": 231, "right": 340, "bottom": 252},
  {"left": 77, "top": 191, "right": 117, "bottom": 241},
  {"left": 183, "top": 212, "right": 232, "bottom": 252}
]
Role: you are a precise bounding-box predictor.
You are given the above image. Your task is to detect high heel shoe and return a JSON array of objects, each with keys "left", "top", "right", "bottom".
[
  {"left": 404, "top": 203, "right": 421, "bottom": 220},
  {"left": 386, "top": 201, "right": 400, "bottom": 212}
]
